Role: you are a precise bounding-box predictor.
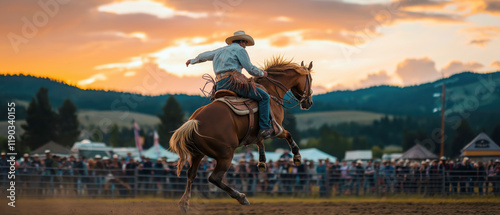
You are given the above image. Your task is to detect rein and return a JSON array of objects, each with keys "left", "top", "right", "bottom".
[{"left": 264, "top": 72, "right": 312, "bottom": 109}]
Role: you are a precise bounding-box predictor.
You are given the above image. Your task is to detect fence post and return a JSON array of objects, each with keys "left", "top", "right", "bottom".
[
  {"left": 442, "top": 169, "right": 445, "bottom": 197},
  {"left": 134, "top": 168, "right": 138, "bottom": 198}
]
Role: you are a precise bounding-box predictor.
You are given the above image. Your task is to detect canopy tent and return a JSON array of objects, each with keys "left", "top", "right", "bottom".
[
  {"left": 398, "top": 144, "right": 438, "bottom": 160},
  {"left": 143, "top": 144, "right": 179, "bottom": 161},
  {"left": 31, "top": 141, "right": 72, "bottom": 159},
  {"left": 232, "top": 148, "right": 336, "bottom": 164}
]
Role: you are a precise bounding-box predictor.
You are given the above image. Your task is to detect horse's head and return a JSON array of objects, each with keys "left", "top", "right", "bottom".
[
  {"left": 261, "top": 56, "right": 314, "bottom": 110},
  {"left": 291, "top": 61, "right": 313, "bottom": 110}
]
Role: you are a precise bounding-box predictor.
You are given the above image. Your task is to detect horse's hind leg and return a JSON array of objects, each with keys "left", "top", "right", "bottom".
[
  {"left": 256, "top": 140, "right": 267, "bottom": 172},
  {"left": 179, "top": 154, "right": 204, "bottom": 214},
  {"left": 278, "top": 130, "right": 302, "bottom": 166},
  {"left": 209, "top": 158, "right": 250, "bottom": 205}
]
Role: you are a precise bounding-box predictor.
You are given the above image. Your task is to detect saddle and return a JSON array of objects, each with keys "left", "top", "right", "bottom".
[{"left": 213, "top": 89, "right": 283, "bottom": 145}]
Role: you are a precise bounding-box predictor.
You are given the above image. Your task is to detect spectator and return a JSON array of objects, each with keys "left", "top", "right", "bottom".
[
  {"left": 31, "top": 154, "right": 42, "bottom": 195},
  {"left": 306, "top": 160, "right": 318, "bottom": 194},
  {"left": 316, "top": 159, "right": 327, "bottom": 196},
  {"left": 352, "top": 160, "right": 364, "bottom": 196},
  {"left": 475, "top": 161, "right": 486, "bottom": 195},
  {"left": 266, "top": 160, "right": 278, "bottom": 193},
  {"left": 364, "top": 160, "right": 375, "bottom": 195},
  {"left": 339, "top": 160, "right": 350, "bottom": 195},
  {"left": 19, "top": 154, "right": 32, "bottom": 194},
  {"left": 247, "top": 159, "right": 259, "bottom": 196},
  {"left": 62, "top": 155, "right": 76, "bottom": 195},
  {"left": 234, "top": 159, "right": 248, "bottom": 192},
  {"left": 138, "top": 157, "right": 153, "bottom": 194},
  {"left": 494, "top": 160, "right": 500, "bottom": 195},
  {"left": 486, "top": 159, "right": 495, "bottom": 195},
  {"left": 42, "top": 150, "right": 57, "bottom": 194},
  {"left": 125, "top": 157, "right": 138, "bottom": 196},
  {"left": 280, "top": 150, "right": 292, "bottom": 161},
  {"left": 383, "top": 161, "right": 395, "bottom": 194},
  {"left": 296, "top": 158, "right": 307, "bottom": 195},
  {"left": 462, "top": 157, "right": 474, "bottom": 194},
  {"left": 75, "top": 156, "right": 88, "bottom": 195}
]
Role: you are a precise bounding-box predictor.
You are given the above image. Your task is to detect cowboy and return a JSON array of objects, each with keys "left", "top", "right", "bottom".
[{"left": 186, "top": 30, "right": 273, "bottom": 139}]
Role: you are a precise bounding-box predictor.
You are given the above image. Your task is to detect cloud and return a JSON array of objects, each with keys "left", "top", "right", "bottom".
[
  {"left": 441, "top": 60, "right": 484, "bottom": 76},
  {"left": 395, "top": 57, "right": 441, "bottom": 85},
  {"left": 469, "top": 39, "right": 491, "bottom": 47},
  {"left": 358, "top": 70, "right": 393, "bottom": 88},
  {"left": 462, "top": 26, "right": 500, "bottom": 47},
  {"left": 79, "top": 61, "right": 206, "bottom": 95},
  {"left": 491, "top": 61, "right": 500, "bottom": 70}
]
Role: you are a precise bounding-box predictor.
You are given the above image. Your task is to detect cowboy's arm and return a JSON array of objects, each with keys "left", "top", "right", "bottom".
[
  {"left": 236, "top": 48, "right": 265, "bottom": 77},
  {"left": 188, "top": 49, "right": 219, "bottom": 65}
]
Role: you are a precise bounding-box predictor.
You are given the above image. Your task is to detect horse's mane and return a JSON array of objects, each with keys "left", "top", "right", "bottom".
[{"left": 262, "top": 56, "right": 311, "bottom": 75}]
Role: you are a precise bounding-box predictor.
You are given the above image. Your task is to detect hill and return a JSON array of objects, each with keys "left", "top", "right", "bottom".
[
  {"left": 0, "top": 74, "right": 208, "bottom": 117},
  {"left": 295, "top": 111, "right": 391, "bottom": 131},
  {"left": 308, "top": 72, "right": 500, "bottom": 116},
  {"left": 1, "top": 71, "right": 499, "bottom": 120}
]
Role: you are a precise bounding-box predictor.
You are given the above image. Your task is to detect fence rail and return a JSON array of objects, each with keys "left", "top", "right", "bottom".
[{"left": 3, "top": 167, "right": 500, "bottom": 198}]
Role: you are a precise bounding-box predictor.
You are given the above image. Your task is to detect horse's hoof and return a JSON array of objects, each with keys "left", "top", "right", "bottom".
[
  {"left": 237, "top": 194, "right": 250, "bottom": 205},
  {"left": 293, "top": 154, "right": 302, "bottom": 166},
  {"left": 257, "top": 162, "right": 267, "bottom": 172}
]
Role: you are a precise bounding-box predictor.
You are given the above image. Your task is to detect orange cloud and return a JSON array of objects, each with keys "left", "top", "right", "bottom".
[
  {"left": 80, "top": 61, "right": 206, "bottom": 95},
  {"left": 441, "top": 60, "right": 484, "bottom": 76},
  {"left": 491, "top": 61, "right": 500, "bottom": 70},
  {"left": 395, "top": 57, "right": 440, "bottom": 85},
  {"left": 358, "top": 70, "right": 392, "bottom": 88}
]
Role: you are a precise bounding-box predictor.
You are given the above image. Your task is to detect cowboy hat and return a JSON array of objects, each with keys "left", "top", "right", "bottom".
[{"left": 225, "top": 30, "right": 255, "bottom": 46}]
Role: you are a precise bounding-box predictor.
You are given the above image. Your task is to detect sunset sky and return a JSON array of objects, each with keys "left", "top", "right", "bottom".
[{"left": 1, "top": 0, "right": 500, "bottom": 95}]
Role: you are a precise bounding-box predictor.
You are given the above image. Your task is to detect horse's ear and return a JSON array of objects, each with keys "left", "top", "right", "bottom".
[
  {"left": 301, "top": 61, "right": 304, "bottom": 67},
  {"left": 308, "top": 61, "right": 313, "bottom": 70}
]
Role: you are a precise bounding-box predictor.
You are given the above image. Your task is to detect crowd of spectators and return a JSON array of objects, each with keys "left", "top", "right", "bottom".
[{"left": 2, "top": 150, "right": 500, "bottom": 198}]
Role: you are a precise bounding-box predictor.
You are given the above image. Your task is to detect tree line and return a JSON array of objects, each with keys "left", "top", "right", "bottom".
[{"left": 0, "top": 87, "right": 185, "bottom": 154}]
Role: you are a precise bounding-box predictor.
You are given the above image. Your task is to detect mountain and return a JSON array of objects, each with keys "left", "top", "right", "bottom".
[
  {"left": 0, "top": 74, "right": 208, "bottom": 117},
  {"left": 307, "top": 71, "right": 500, "bottom": 116},
  {"left": 1, "top": 71, "right": 499, "bottom": 120}
]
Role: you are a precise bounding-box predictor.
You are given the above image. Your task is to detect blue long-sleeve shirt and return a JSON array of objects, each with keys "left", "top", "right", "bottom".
[{"left": 189, "top": 43, "right": 264, "bottom": 77}]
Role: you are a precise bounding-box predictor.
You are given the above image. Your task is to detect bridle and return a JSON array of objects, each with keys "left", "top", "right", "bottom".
[{"left": 265, "top": 72, "right": 312, "bottom": 109}]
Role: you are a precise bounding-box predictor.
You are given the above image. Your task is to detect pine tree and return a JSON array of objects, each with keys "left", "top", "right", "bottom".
[
  {"left": 157, "top": 96, "right": 184, "bottom": 148},
  {"left": 57, "top": 99, "right": 80, "bottom": 147},
  {"left": 450, "top": 119, "right": 475, "bottom": 157},
  {"left": 21, "top": 87, "right": 58, "bottom": 150},
  {"left": 109, "top": 124, "right": 120, "bottom": 147}
]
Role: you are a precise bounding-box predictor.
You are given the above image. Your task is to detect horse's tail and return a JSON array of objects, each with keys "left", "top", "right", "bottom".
[{"left": 169, "top": 119, "right": 200, "bottom": 177}]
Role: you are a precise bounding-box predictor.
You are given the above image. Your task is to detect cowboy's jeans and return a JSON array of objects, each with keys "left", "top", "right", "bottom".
[{"left": 216, "top": 77, "right": 271, "bottom": 131}]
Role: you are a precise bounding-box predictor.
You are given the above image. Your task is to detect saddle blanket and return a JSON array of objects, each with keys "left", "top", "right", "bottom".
[{"left": 214, "top": 96, "right": 258, "bottom": 115}]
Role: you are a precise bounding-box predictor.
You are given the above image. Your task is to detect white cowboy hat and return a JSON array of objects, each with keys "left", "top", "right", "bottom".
[{"left": 225, "top": 30, "right": 255, "bottom": 46}]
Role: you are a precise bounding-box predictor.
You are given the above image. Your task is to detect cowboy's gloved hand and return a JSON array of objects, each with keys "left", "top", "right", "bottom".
[
  {"left": 262, "top": 70, "right": 268, "bottom": 78},
  {"left": 185, "top": 59, "right": 191, "bottom": 67}
]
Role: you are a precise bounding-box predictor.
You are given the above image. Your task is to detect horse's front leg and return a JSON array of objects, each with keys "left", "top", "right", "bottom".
[
  {"left": 256, "top": 140, "right": 267, "bottom": 171},
  {"left": 278, "top": 130, "right": 301, "bottom": 166}
]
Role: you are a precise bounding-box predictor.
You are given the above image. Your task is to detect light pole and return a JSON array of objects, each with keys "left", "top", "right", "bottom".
[{"left": 433, "top": 77, "right": 458, "bottom": 157}]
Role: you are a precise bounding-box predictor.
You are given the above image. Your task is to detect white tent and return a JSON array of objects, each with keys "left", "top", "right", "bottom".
[
  {"left": 232, "top": 148, "right": 336, "bottom": 164},
  {"left": 143, "top": 144, "right": 179, "bottom": 161},
  {"left": 300, "top": 148, "right": 337, "bottom": 162}
]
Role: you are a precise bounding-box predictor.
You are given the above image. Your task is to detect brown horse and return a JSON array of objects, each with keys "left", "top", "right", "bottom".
[{"left": 170, "top": 57, "right": 313, "bottom": 214}]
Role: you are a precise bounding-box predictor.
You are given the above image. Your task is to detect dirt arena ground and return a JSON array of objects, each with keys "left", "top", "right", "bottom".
[{"left": 2, "top": 198, "right": 500, "bottom": 215}]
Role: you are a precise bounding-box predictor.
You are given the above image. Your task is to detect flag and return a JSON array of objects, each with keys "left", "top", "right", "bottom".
[
  {"left": 153, "top": 130, "right": 161, "bottom": 159},
  {"left": 134, "top": 122, "right": 143, "bottom": 157}
]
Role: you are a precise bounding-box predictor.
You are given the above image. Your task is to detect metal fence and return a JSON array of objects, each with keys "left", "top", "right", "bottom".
[{"left": 2, "top": 167, "right": 500, "bottom": 198}]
